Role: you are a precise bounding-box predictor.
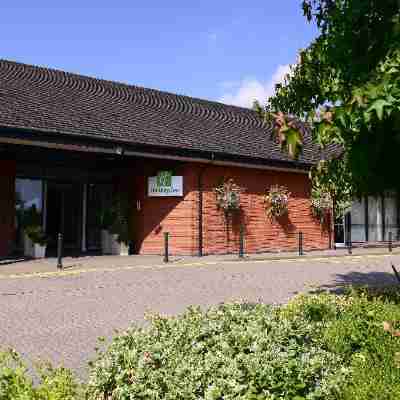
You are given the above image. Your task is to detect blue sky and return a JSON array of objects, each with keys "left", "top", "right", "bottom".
[{"left": 1, "top": 1, "right": 317, "bottom": 107}]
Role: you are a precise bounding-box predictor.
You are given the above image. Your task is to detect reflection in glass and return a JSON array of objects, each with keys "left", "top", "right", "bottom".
[
  {"left": 350, "top": 199, "right": 366, "bottom": 242},
  {"left": 15, "top": 179, "right": 43, "bottom": 250},
  {"left": 384, "top": 195, "right": 398, "bottom": 240}
]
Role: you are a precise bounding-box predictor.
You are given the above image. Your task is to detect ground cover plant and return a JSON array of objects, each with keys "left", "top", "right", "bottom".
[
  {"left": 0, "top": 350, "right": 83, "bottom": 400},
  {"left": 2, "top": 288, "right": 400, "bottom": 399},
  {"left": 87, "top": 288, "right": 400, "bottom": 400}
]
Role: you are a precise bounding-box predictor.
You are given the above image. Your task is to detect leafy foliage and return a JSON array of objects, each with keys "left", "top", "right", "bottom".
[
  {"left": 253, "top": 105, "right": 304, "bottom": 159},
  {"left": 309, "top": 157, "right": 352, "bottom": 220},
  {"left": 24, "top": 225, "right": 49, "bottom": 246},
  {"left": 263, "top": 0, "right": 400, "bottom": 197},
  {"left": 3, "top": 289, "right": 400, "bottom": 399},
  {"left": 0, "top": 350, "right": 83, "bottom": 400},
  {"left": 87, "top": 302, "right": 345, "bottom": 400}
]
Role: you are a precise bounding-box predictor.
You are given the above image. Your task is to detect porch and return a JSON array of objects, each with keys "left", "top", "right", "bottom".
[{"left": 4, "top": 143, "right": 135, "bottom": 257}]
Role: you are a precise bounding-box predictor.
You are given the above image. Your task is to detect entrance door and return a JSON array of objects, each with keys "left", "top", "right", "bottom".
[
  {"left": 46, "top": 182, "right": 82, "bottom": 251},
  {"left": 86, "top": 183, "right": 113, "bottom": 250}
]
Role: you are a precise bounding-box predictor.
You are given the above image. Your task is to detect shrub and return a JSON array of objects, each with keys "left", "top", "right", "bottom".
[
  {"left": 321, "top": 290, "right": 400, "bottom": 400},
  {"left": 0, "top": 350, "right": 83, "bottom": 400},
  {"left": 3, "top": 289, "right": 400, "bottom": 399},
  {"left": 284, "top": 289, "right": 400, "bottom": 400},
  {"left": 86, "top": 302, "right": 346, "bottom": 400}
]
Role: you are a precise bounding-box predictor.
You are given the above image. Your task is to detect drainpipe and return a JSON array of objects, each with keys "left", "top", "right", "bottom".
[{"left": 198, "top": 154, "right": 214, "bottom": 257}]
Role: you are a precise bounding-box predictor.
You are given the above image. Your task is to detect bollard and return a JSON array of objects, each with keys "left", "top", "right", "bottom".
[
  {"left": 298, "top": 231, "right": 303, "bottom": 256},
  {"left": 57, "top": 233, "right": 63, "bottom": 269},
  {"left": 389, "top": 232, "right": 393, "bottom": 253},
  {"left": 347, "top": 229, "right": 352, "bottom": 255},
  {"left": 239, "top": 224, "right": 245, "bottom": 259},
  {"left": 164, "top": 232, "right": 169, "bottom": 263}
]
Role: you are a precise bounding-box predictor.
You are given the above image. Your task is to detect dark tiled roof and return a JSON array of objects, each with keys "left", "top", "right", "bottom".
[{"left": 0, "top": 59, "right": 323, "bottom": 167}]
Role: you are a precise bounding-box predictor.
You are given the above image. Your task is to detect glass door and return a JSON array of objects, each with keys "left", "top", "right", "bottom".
[
  {"left": 334, "top": 215, "right": 346, "bottom": 247},
  {"left": 86, "top": 183, "right": 113, "bottom": 251},
  {"left": 46, "top": 182, "right": 82, "bottom": 251},
  {"left": 15, "top": 178, "right": 43, "bottom": 252}
]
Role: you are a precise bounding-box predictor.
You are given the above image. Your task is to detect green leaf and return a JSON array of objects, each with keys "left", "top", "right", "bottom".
[{"left": 367, "top": 99, "right": 392, "bottom": 120}]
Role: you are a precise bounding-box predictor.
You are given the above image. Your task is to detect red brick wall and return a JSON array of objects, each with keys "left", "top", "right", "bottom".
[
  {"left": 0, "top": 160, "right": 16, "bottom": 257},
  {"left": 127, "top": 160, "right": 198, "bottom": 255},
  {"left": 130, "top": 161, "right": 330, "bottom": 255},
  {"left": 199, "top": 164, "right": 330, "bottom": 255}
]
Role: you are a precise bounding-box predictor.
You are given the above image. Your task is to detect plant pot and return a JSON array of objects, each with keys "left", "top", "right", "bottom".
[
  {"left": 101, "top": 229, "right": 111, "bottom": 255},
  {"left": 32, "top": 244, "right": 46, "bottom": 259},
  {"left": 110, "top": 234, "right": 129, "bottom": 256},
  {"left": 23, "top": 233, "right": 33, "bottom": 257}
]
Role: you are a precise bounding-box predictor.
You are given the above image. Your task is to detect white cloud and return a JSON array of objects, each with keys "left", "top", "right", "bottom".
[{"left": 219, "top": 64, "right": 291, "bottom": 108}]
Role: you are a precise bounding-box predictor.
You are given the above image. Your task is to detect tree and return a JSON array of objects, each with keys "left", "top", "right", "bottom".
[{"left": 256, "top": 0, "right": 400, "bottom": 205}]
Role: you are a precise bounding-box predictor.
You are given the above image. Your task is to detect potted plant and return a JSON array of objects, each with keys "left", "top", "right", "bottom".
[
  {"left": 109, "top": 194, "right": 131, "bottom": 256},
  {"left": 97, "top": 208, "right": 114, "bottom": 255},
  {"left": 214, "top": 178, "right": 243, "bottom": 215},
  {"left": 24, "top": 225, "right": 49, "bottom": 258},
  {"left": 264, "top": 185, "right": 290, "bottom": 219}
]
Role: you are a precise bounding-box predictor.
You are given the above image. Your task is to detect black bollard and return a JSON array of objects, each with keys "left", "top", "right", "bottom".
[
  {"left": 239, "top": 224, "right": 245, "bottom": 259},
  {"left": 298, "top": 231, "right": 303, "bottom": 256},
  {"left": 347, "top": 229, "right": 352, "bottom": 255},
  {"left": 164, "top": 232, "right": 169, "bottom": 263},
  {"left": 389, "top": 231, "right": 393, "bottom": 253},
  {"left": 57, "top": 233, "right": 63, "bottom": 269}
]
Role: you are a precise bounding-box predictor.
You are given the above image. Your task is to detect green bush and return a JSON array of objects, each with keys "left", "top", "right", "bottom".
[
  {"left": 2, "top": 289, "right": 400, "bottom": 399},
  {"left": 321, "top": 290, "right": 400, "bottom": 400},
  {"left": 0, "top": 350, "right": 83, "bottom": 400},
  {"left": 86, "top": 303, "right": 346, "bottom": 400},
  {"left": 283, "top": 289, "right": 400, "bottom": 400}
]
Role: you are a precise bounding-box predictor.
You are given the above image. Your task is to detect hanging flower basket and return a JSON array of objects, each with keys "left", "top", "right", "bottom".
[
  {"left": 310, "top": 192, "right": 332, "bottom": 223},
  {"left": 264, "top": 185, "right": 290, "bottom": 219},
  {"left": 214, "top": 178, "right": 243, "bottom": 214}
]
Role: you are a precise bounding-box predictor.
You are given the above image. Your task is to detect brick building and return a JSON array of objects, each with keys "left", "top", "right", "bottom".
[{"left": 0, "top": 60, "right": 331, "bottom": 257}]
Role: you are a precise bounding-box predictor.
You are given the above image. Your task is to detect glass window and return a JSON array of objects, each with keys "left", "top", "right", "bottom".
[
  {"left": 86, "top": 183, "right": 113, "bottom": 250},
  {"left": 16, "top": 179, "right": 43, "bottom": 212},
  {"left": 350, "top": 199, "right": 366, "bottom": 242},
  {"left": 368, "top": 196, "right": 384, "bottom": 241},
  {"left": 384, "top": 195, "right": 398, "bottom": 240},
  {"left": 15, "top": 179, "right": 43, "bottom": 250}
]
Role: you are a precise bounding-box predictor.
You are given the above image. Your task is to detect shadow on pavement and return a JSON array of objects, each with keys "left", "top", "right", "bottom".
[{"left": 316, "top": 270, "right": 399, "bottom": 294}]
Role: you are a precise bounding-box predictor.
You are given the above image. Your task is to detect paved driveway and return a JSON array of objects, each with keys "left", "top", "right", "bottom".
[{"left": 0, "top": 253, "right": 398, "bottom": 378}]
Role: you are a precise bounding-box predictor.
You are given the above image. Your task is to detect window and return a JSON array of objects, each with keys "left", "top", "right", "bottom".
[
  {"left": 384, "top": 195, "right": 398, "bottom": 240},
  {"left": 15, "top": 179, "right": 43, "bottom": 250},
  {"left": 350, "top": 199, "right": 366, "bottom": 242}
]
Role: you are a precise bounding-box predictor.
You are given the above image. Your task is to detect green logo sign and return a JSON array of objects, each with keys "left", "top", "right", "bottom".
[{"left": 156, "top": 171, "right": 172, "bottom": 187}]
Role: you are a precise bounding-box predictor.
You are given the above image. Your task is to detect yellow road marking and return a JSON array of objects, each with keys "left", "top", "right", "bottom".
[{"left": 0, "top": 251, "right": 397, "bottom": 280}]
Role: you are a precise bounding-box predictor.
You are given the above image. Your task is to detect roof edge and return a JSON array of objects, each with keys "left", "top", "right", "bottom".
[{"left": 0, "top": 125, "right": 312, "bottom": 173}]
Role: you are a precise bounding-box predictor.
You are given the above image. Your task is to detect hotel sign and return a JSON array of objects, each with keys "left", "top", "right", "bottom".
[{"left": 148, "top": 171, "right": 183, "bottom": 197}]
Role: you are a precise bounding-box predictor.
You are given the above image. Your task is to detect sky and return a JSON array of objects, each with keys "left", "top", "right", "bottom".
[{"left": 1, "top": 1, "right": 318, "bottom": 108}]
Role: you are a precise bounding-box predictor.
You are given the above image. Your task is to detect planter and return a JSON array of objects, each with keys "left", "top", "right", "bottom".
[
  {"left": 32, "top": 244, "right": 47, "bottom": 259},
  {"left": 110, "top": 234, "right": 129, "bottom": 256},
  {"left": 101, "top": 229, "right": 112, "bottom": 255},
  {"left": 23, "top": 234, "right": 47, "bottom": 258}
]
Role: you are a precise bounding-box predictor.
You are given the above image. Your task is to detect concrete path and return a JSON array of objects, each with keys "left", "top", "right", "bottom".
[{"left": 0, "top": 251, "right": 399, "bottom": 378}]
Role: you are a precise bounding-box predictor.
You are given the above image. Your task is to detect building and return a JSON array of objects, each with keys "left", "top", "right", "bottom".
[
  {"left": 0, "top": 60, "right": 331, "bottom": 258},
  {"left": 335, "top": 195, "right": 400, "bottom": 247}
]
